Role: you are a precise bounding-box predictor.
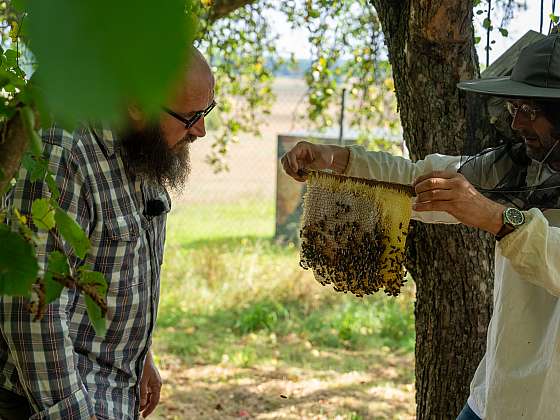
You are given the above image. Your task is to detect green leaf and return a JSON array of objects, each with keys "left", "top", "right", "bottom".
[
  {"left": 20, "top": 107, "right": 42, "bottom": 157},
  {"left": 11, "top": 0, "right": 27, "bottom": 14},
  {"left": 47, "top": 251, "right": 70, "bottom": 276},
  {"left": 45, "top": 174, "right": 61, "bottom": 200},
  {"left": 54, "top": 207, "right": 90, "bottom": 259},
  {"left": 482, "top": 18, "right": 492, "bottom": 30},
  {"left": 79, "top": 269, "right": 108, "bottom": 336},
  {"left": 474, "top": 36, "right": 481, "bottom": 44},
  {"left": 43, "top": 275, "right": 63, "bottom": 304},
  {"left": 79, "top": 269, "right": 107, "bottom": 293},
  {"left": 44, "top": 251, "right": 68, "bottom": 303},
  {"left": 0, "top": 230, "right": 38, "bottom": 296},
  {"left": 26, "top": 0, "right": 195, "bottom": 125},
  {"left": 498, "top": 28, "right": 508, "bottom": 37},
  {"left": 85, "top": 295, "right": 106, "bottom": 336},
  {"left": 4, "top": 49, "right": 18, "bottom": 69},
  {"left": 550, "top": 14, "right": 560, "bottom": 24},
  {"left": 31, "top": 198, "right": 55, "bottom": 230},
  {"left": 21, "top": 154, "right": 48, "bottom": 182}
]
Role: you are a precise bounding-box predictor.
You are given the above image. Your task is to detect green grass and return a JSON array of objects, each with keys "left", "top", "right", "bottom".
[
  {"left": 155, "top": 198, "right": 415, "bottom": 373},
  {"left": 165, "top": 198, "right": 275, "bottom": 245}
]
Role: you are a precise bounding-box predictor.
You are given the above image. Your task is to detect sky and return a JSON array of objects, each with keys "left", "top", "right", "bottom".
[{"left": 272, "top": 2, "right": 552, "bottom": 65}]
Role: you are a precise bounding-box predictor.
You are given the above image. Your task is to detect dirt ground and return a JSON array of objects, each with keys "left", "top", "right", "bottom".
[{"left": 152, "top": 351, "right": 415, "bottom": 420}]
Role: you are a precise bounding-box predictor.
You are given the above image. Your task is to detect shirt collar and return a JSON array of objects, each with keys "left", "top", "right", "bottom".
[{"left": 89, "top": 124, "right": 119, "bottom": 157}]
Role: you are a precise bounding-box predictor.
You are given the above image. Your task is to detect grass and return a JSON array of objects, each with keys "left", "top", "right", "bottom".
[{"left": 152, "top": 198, "right": 416, "bottom": 419}]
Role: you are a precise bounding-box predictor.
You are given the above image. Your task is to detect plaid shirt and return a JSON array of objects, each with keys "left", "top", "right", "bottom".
[{"left": 0, "top": 126, "right": 170, "bottom": 419}]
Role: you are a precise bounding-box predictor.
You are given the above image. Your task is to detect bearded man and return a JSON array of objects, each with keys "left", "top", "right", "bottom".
[{"left": 0, "top": 47, "right": 215, "bottom": 419}]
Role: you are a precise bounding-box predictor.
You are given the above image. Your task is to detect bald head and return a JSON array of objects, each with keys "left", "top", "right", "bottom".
[
  {"left": 186, "top": 47, "right": 212, "bottom": 80},
  {"left": 157, "top": 46, "right": 215, "bottom": 148}
]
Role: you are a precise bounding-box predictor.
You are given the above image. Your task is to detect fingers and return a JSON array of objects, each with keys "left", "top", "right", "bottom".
[
  {"left": 415, "top": 188, "right": 454, "bottom": 203},
  {"left": 414, "top": 171, "right": 463, "bottom": 194},
  {"left": 281, "top": 153, "right": 306, "bottom": 182},
  {"left": 413, "top": 200, "right": 452, "bottom": 212},
  {"left": 412, "top": 171, "right": 478, "bottom": 214},
  {"left": 140, "top": 374, "right": 148, "bottom": 410},
  {"left": 280, "top": 141, "right": 324, "bottom": 182},
  {"left": 142, "top": 382, "right": 161, "bottom": 418},
  {"left": 414, "top": 170, "right": 457, "bottom": 188},
  {"left": 413, "top": 172, "right": 458, "bottom": 212}
]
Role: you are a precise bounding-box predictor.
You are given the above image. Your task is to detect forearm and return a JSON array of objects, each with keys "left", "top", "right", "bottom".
[{"left": 341, "top": 145, "right": 463, "bottom": 183}]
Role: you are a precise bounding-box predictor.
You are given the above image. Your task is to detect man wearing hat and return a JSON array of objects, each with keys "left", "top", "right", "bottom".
[{"left": 281, "top": 32, "right": 560, "bottom": 419}]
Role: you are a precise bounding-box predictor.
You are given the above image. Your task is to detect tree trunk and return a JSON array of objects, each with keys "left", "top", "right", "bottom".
[
  {"left": 0, "top": 110, "right": 28, "bottom": 194},
  {"left": 370, "top": 1, "right": 495, "bottom": 418}
]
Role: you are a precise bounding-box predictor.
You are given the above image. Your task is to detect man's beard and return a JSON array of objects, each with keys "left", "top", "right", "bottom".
[
  {"left": 524, "top": 136, "right": 560, "bottom": 165},
  {"left": 119, "top": 122, "right": 192, "bottom": 192}
]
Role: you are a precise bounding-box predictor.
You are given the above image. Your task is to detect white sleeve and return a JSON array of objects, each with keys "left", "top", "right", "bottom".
[
  {"left": 342, "top": 145, "right": 463, "bottom": 224},
  {"left": 498, "top": 208, "right": 560, "bottom": 297}
]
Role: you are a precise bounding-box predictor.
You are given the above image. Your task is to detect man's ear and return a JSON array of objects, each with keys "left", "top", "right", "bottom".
[{"left": 127, "top": 105, "right": 146, "bottom": 130}]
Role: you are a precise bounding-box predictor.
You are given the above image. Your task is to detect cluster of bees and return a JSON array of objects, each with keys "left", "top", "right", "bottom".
[{"left": 299, "top": 178, "right": 412, "bottom": 297}]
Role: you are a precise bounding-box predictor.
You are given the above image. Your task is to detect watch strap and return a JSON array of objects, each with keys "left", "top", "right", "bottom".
[{"left": 495, "top": 223, "right": 515, "bottom": 241}]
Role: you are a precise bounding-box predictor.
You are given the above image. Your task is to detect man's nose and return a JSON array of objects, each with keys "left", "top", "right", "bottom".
[
  {"left": 189, "top": 117, "right": 206, "bottom": 138},
  {"left": 510, "top": 110, "right": 529, "bottom": 131}
]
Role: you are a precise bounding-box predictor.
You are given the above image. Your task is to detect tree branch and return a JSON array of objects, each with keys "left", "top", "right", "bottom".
[
  {"left": 0, "top": 109, "right": 28, "bottom": 194},
  {"left": 208, "top": 0, "right": 258, "bottom": 22},
  {"left": 53, "top": 274, "right": 108, "bottom": 315}
]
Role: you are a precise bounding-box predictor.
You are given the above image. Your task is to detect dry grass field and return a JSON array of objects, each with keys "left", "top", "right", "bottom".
[{"left": 177, "top": 77, "right": 308, "bottom": 206}]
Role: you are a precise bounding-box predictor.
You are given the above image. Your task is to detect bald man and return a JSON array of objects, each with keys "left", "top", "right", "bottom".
[{"left": 0, "top": 48, "right": 215, "bottom": 419}]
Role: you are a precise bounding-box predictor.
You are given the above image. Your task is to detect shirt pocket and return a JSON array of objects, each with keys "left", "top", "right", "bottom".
[{"left": 99, "top": 213, "right": 148, "bottom": 291}]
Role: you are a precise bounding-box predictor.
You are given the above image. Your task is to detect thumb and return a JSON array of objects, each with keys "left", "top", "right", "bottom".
[{"left": 140, "top": 374, "right": 148, "bottom": 409}]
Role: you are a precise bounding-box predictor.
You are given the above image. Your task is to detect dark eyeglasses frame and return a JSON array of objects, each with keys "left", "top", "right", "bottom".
[{"left": 164, "top": 100, "right": 216, "bottom": 129}]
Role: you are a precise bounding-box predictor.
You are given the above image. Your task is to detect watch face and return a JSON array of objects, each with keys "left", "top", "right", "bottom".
[{"left": 505, "top": 208, "right": 525, "bottom": 226}]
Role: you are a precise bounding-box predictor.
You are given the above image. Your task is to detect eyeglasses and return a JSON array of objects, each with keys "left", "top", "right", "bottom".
[
  {"left": 505, "top": 101, "right": 541, "bottom": 121},
  {"left": 164, "top": 100, "right": 216, "bottom": 129}
]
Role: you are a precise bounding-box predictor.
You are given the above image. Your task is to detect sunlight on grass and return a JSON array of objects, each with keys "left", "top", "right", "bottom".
[{"left": 166, "top": 198, "right": 274, "bottom": 245}]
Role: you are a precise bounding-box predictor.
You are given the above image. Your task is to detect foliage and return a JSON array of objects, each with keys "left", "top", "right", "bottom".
[
  {"left": 473, "top": 0, "right": 527, "bottom": 64},
  {"left": 280, "top": 0, "right": 398, "bottom": 137},
  {"left": 27, "top": 0, "right": 192, "bottom": 125},
  {"left": 191, "top": 0, "right": 400, "bottom": 171},
  {"left": 192, "top": 0, "right": 281, "bottom": 171}
]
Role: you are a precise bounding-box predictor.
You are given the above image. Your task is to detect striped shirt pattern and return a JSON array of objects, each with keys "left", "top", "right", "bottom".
[{"left": 0, "top": 126, "right": 169, "bottom": 419}]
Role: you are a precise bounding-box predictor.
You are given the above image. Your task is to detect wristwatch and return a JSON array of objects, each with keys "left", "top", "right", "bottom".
[{"left": 495, "top": 207, "right": 525, "bottom": 241}]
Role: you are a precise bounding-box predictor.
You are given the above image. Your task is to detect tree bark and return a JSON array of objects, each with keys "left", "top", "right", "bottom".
[
  {"left": 0, "top": 111, "right": 28, "bottom": 194},
  {"left": 370, "top": 1, "right": 495, "bottom": 418}
]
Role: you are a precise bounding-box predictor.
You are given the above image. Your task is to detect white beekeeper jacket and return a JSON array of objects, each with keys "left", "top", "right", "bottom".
[{"left": 343, "top": 145, "right": 560, "bottom": 420}]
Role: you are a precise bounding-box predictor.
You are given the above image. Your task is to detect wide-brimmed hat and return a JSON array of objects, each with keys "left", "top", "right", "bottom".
[{"left": 458, "top": 33, "right": 560, "bottom": 99}]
